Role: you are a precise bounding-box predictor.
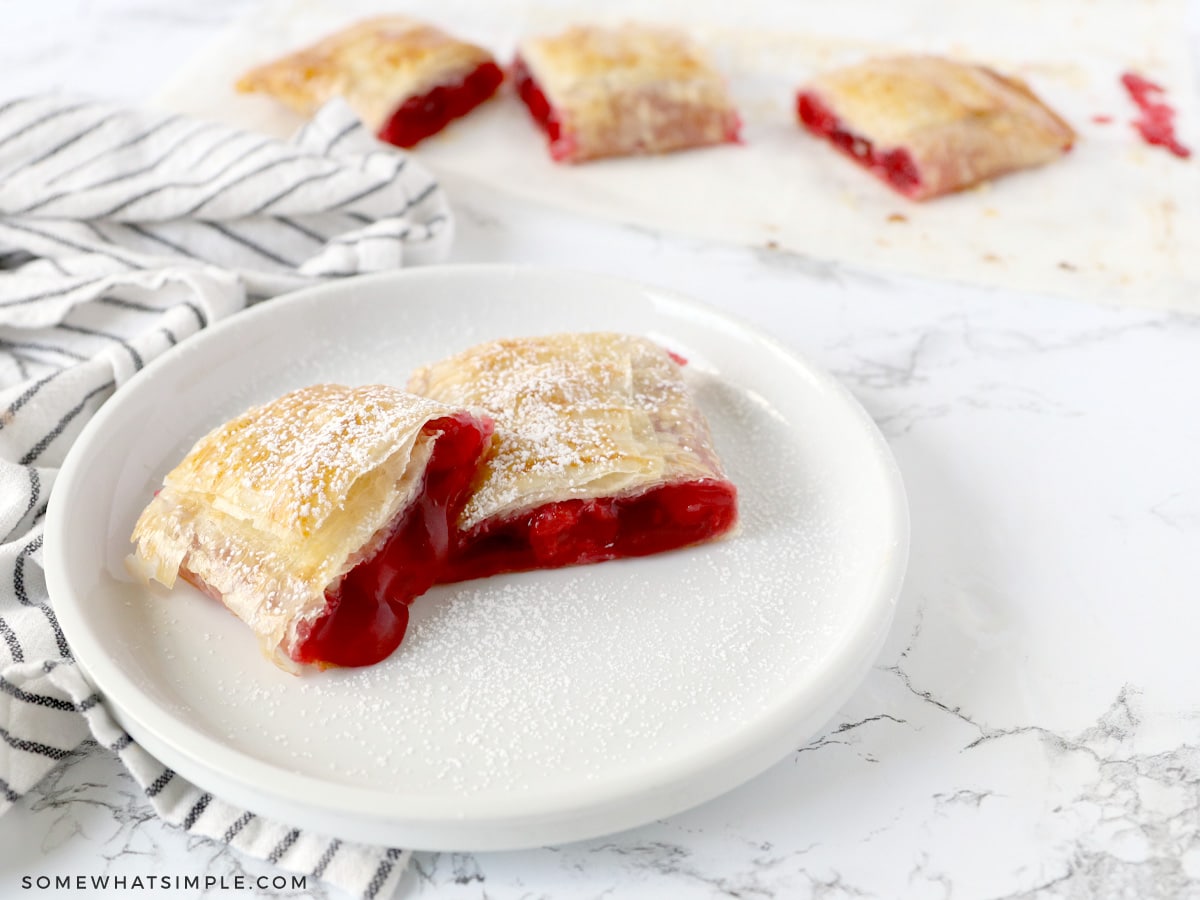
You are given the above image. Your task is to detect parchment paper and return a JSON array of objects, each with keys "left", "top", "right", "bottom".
[{"left": 154, "top": 0, "right": 1200, "bottom": 312}]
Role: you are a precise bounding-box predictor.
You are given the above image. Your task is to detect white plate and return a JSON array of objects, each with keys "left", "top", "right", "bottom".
[{"left": 47, "top": 265, "right": 908, "bottom": 851}]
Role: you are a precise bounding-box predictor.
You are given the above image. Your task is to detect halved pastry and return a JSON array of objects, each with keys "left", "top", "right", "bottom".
[
  {"left": 513, "top": 25, "right": 742, "bottom": 163},
  {"left": 235, "top": 16, "right": 504, "bottom": 148},
  {"left": 130, "top": 384, "right": 494, "bottom": 672},
  {"left": 796, "top": 55, "right": 1075, "bottom": 200},
  {"left": 407, "top": 333, "right": 738, "bottom": 582}
]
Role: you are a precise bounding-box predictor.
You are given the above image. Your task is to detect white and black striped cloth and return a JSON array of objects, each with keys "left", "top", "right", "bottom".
[{"left": 0, "top": 94, "right": 454, "bottom": 898}]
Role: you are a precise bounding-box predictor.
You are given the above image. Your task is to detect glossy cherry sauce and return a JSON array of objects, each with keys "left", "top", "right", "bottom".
[
  {"left": 512, "top": 56, "right": 577, "bottom": 161},
  {"left": 439, "top": 480, "right": 739, "bottom": 583},
  {"left": 378, "top": 61, "right": 505, "bottom": 149},
  {"left": 292, "top": 412, "right": 492, "bottom": 668},
  {"left": 1121, "top": 72, "right": 1191, "bottom": 159},
  {"left": 797, "top": 91, "right": 923, "bottom": 196}
]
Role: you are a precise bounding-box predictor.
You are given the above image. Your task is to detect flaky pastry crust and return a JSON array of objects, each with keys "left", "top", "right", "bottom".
[
  {"left": 517, "top": 25, "right": 740, "bottom": 162},
  {"left": 802, "top": 55, "right": 1075, "bottom": 199},
  {"left": 130, "top": 384, "right": 460, "bottom": 670},
  {"left": 235, "top": 15, "right": 495, "bottom": 130},
  {"left": 407, "top": 333, "right": 727, "bottom": 531}
]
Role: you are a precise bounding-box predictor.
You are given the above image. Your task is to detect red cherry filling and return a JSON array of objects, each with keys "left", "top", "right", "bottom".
[
  {"left": 1120, "top": 72, "right": 1191, "bottom": 159},
  {"left": 440, "top": 479, "right": 739, "bottom": 583},
  {"left": 797, "top": 91, "right": 922, "bottom": 197},
  {"left": 292, "top": 412, "right": 493, "bottom": 668},
  {"left": 512, "top": 55, "right": 578, "bottom": 162},
  {"left": 377, "top": 61, "right": 504, "bottom": 149}
]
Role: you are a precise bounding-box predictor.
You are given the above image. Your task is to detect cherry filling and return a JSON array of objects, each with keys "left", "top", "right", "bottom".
[
  {"left": 439, "top": 480, "right": 739, "bottom": 583},
  {"left": 796, "top": 91, "right": 922, "bottom": 196},
  {"left": 377, "top": 61, "right": 505, "bottom": 149},
  {"left": 292, "top": 412, "right": 492, "bottom": 668},
  {"left": 1120, "top": 72, "right": 1192, "bottom": 159},
  {"left": 512, "top": 55, "right": 577, "bottom": 162}
]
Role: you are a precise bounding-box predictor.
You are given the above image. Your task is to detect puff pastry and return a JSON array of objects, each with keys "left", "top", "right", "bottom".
[
  {"left": 513, "top": 25, "right": 742, "bottom": 163},
  {"left": 130, "top": 384, "right": 494, "bottom": 672},
  {"left": 797, "top": 55, "right": 1075, "bottom": 200},
  {"left": 408, "top": 333, "right": 738, "bottom": 581},
  {"left": 235, "top": 16, "right": 504, "bottom": 148}
]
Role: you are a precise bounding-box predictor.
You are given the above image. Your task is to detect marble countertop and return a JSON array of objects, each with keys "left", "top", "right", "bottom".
[{"left": 2, "top": 2, "right": 1199, "bottom": 898}]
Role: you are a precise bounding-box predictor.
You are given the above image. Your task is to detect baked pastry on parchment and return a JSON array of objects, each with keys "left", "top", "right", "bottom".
[
  {"left": 512, "top": 25, "right": 742, "bottom": 163},
  {"left": 236, "top": 16, "right": 504, "bottom": 148},
  {"left": 796, "top": 55, "right": 1075, "bottom": 200}
]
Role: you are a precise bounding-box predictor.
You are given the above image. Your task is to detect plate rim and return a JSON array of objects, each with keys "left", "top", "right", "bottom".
[{"left": 46, "top": 263, "right": 909, "bottom": 848}]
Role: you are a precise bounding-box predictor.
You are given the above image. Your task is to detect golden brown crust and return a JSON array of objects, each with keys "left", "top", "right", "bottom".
[
  {"left": 523, "top": 25, "right": 712, "bottom": 85},
  {"left": 129, "top": 384, "right": 459, "bottom": 670},
  {"left": 803, "top": 55, "right": 1075, "bottom": 199},
  {"left": 236, "top": 15, "right": 495, "bottom": 130},
  {"left": 407, "top": 333, "right": 728, "bottom": 530},
  {"left": 518, "top": 25, "right": 739, "bottom": 162}
]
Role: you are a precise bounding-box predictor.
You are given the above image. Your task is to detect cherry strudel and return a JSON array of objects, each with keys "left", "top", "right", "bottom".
[
  {"left": 513, "top": 25, "right": 741, "bottom": 163},
  {"left": 407, "top": 332, "right": 738, "bottom": 581},
  {"left": 236, "top": 16, "right": 504, "bottom": 149},
  {"left": 797, "top": 55, "right": 1075, "bottom": 200},
  {"left": 130, "top": 384, "right": 494, "bottom": 671}
]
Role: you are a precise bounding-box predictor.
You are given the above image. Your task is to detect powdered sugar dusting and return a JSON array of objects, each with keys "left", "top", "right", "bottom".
[
  {"left": 408, "top": 333, "right": 727, "bottom": 529},
  {"left": 133, "top": 374, "right": 889, "bottom": 797},
  {"left": 75, "top": 269, "right": 906, "bottom": 839},
  {"left": 165, "top": 383, "right": 449, "bottom": 535},
  {"left": 131, "top": 383, "right": 458, "bottom": 665}
]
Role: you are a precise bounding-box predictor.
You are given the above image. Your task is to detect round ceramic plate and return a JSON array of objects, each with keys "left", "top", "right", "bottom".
[{"left": 47, "top": 265, "right": 908, "bottom": 851}]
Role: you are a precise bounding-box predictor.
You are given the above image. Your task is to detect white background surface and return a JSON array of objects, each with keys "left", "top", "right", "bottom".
[{"left": 2, "top": 1, "right": 1200, "bottom": 899}]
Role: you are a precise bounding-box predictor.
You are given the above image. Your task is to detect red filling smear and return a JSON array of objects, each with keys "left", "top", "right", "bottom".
[
  {"left": 377, "top": 61, "right": 504, "bottom": 149},
  {"left": 512, "top": 55, "right": 577, "bottom": 162},
  {"left": 439, "top": 479, "right": 739, "bottom": 583},
  {"left": 796, "top": 91, "right": 923, "bottom": 197},
  {"left": 1092, "top": 114, "right": 1114, "bottom": 125},
  {"left": 1120, "top": 72, "right": 1191, "bottom": 159},
  {"left": 724, "top": 114, "right": 745, "bottom": 145},
  {"left": 292, "top": 412, "right": 493, "bottom": 668}
]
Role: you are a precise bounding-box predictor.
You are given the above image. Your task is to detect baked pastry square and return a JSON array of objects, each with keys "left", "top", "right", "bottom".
[
  {"left": 796, "top": 55, "right": 1075, "bottom": 200},
  {"left": 513, "top": 25, "right": 742, "bottom": 163},
  {"left": 236, "top": 16, "right": 504, "bottom": 148},
  {"left": 130, "top": 384, "right": 494, "bottom": 672},
  {"left": 407, "top": 333, "right": 738, "bottom": 581}
]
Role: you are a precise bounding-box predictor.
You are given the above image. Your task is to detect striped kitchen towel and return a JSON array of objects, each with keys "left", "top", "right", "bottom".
[{"left": 0, "top": 94, "right": 453, "bottom": 899}]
